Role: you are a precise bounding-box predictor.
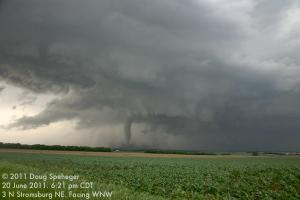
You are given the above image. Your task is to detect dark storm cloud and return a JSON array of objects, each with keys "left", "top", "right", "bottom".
[{"left": 1, "top": 0, "right": 300, "bottom": 151}]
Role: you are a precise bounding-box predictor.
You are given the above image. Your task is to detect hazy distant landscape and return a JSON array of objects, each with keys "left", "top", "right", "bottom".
[{"left": 1, "top": 142, "right": 299, "bottom": 156}]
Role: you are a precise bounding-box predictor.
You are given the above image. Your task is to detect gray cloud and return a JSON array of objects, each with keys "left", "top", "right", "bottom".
[
  {"left": 1, "top": 0, "right": 300, "bottom": 151},
  {"left": 0, "top": 85, "right": 5, "bottom": 94}
]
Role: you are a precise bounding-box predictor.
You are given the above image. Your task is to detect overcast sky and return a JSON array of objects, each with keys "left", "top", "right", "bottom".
[{"left": 0, "top": 0, "right": 300, "bottom": 151}]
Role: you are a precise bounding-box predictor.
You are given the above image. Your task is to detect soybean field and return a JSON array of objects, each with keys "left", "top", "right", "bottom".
[{"left": 0, "top": 151, "right": 299, "bottom": 200}]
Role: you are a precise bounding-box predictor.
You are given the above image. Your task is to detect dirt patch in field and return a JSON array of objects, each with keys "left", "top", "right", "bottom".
[{"left": 0, "top": 148, "right": 251, "bottom": 159}]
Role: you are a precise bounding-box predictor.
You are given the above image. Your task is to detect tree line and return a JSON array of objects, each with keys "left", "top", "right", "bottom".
[{"left": 0, "top": 142, "right": 111, "bottom": 152}]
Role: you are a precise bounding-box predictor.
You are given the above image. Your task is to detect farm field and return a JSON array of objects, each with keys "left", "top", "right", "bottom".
[{"left": 0, "top": 150, "right": 299, "bottom": 200}]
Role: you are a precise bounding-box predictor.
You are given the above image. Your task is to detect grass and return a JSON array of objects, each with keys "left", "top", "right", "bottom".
[{"left": 0, "top": 152, "right": 299, "bottom": 199}]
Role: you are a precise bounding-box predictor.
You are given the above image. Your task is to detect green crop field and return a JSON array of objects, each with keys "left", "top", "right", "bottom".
[{"left": 0, "top": 152, "right": 299, "bottom": 200}]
